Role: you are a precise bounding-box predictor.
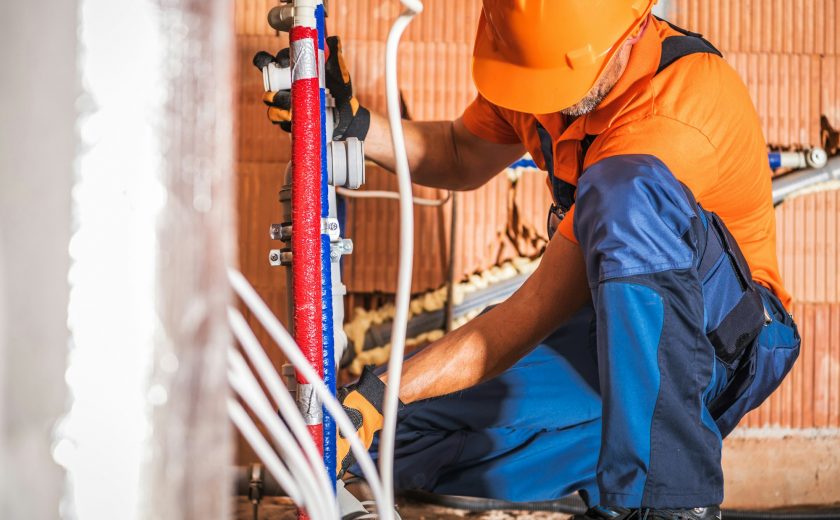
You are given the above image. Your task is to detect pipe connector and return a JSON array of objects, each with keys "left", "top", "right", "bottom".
[
  {"left": 769, "top": 148, "right": 828, "bottom": 171},
  {"left": 328, "top": 138, "right": 365, "bottom": 189},
  {"left": 261, "top": 61, "right": 291, "bottom": 92},
  {"left": 807, "top": 147, "right": 828, "bottom": 169},
  {"left": 267, "top": 4, "right": 295, "bottom": 32}
]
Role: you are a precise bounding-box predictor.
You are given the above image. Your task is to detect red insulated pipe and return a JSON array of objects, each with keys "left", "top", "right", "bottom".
[{"left": 290, "top": 24, "right": 324, "bottom": 454}]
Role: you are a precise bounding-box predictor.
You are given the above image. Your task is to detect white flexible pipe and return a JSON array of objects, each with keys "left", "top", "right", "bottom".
[
  {"left": 228, "top": 311, "right": 337, "bottom": 516},
  {"left": 336, "top": 186, "right": 451, "bottom": 207},
  {"left": 228, "top": 350, "right": 337, "bottom": 520},
  {"left": 379, "top": 1, "right": 423, "bottom": 519},
  {"left": 228, "top": 328, "right": 340, "bottom": 520},
  {"left": 227, "top": 399, "right": 303, "bottom": 504},
  {"left": 227, "top": 268, "right": 388, "bottom": 514}
]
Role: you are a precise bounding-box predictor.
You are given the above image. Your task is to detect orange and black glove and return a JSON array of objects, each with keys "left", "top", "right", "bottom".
[
  {"left": 336, "top": 366, "right": 401, "bottom": 478},
  {"left": 253, "top": 36, "right": 370, "bottom": 140}
]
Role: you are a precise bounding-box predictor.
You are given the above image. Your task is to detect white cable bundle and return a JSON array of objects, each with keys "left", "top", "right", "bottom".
[
  {"left": 227, "top": 1, "right": 423, "bottom": 518},
  {"left": 227, "top": 269, "right": 389, "bottom": 520}
]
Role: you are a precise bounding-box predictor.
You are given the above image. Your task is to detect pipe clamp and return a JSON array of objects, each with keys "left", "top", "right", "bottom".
[{"left": 321, "top": 217, "right": 341, "bottom": 241}]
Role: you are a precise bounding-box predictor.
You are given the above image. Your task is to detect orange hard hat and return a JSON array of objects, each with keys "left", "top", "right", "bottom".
[{"left": 472, "top": 0, "right": 658, "bottom": 114}]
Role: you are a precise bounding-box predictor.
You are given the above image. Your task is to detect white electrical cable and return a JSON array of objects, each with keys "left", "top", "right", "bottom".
[
  {"left": 227, "top": 268, "right": 388, "bottom": 514},
  {"left": 227, "top": 307, "right": 335, "bottom": 506},
  {"left": 227, "top": 399, "right": 303, "bottom": 504},
  {"left": 336, "top": 186, "right": 451, "bottom": 207},
  {"left": 379, "top": 1, "right": 424, "bottom": 519},
  {"left": 231, "top": 306, "right": 343, "bottom": 518},
  {"left": 227, "top": 352, "right": 334, "bottom": 520},
  {"left": 228, "top": 350, "right": 337, "bottom": 520}
]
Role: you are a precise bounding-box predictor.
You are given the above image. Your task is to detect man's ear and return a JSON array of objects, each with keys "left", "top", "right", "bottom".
[{"left": 627, "top": 14, "right": 650, "bottom": 45}]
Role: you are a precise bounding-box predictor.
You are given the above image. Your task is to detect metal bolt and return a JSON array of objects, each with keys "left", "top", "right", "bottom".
[
  {"left": 269, "top": 248, "right": 290, "bottom": 267},
  {"left": 270, "top": 223, "right": 292, "bottom": 241}
]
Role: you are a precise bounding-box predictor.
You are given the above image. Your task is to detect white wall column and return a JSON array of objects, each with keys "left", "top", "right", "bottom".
[{"left": 0, "top": 2, "right": 77, "bottom": 518}]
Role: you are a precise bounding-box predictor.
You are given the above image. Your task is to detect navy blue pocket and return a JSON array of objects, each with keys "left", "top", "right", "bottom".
[
  {"left": 713, "top": 287, "right": 800, "bottom": 436},
  {"left": 701, "top": 213, "right": 767, "bottom": 366}
]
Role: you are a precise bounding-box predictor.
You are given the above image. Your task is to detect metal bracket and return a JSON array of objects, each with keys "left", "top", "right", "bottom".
[
  {"left": 330, "top": 239, "right": 353, "bottom": 261},
  {"left": 322, "top": 217, "right": 340, "bottom": 241}
]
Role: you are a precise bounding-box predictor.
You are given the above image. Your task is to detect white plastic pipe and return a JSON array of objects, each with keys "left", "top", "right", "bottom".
[
  {"left": 772, "top": 155, "right": 840, "bottom": 205},
  {"left": 293, "top": 0, "right": 317, "bottom": 28},
  {"left": 379, "top": 1, "right": 424, "bottom": 519},
  {"left": 227, "top": 399, "right": 302, "bottom": 504},
  {"left": 227, "top": 308, "right": 335, "bottom": 511},
  {"left": 227, "top": 268, "right": 387, "bottom": 512},
  {"left": 336, "top": 187, "right": 451, "bottom": 207},
  {"left": 228, "top": 351, "right": 336, "bottom": 520}
]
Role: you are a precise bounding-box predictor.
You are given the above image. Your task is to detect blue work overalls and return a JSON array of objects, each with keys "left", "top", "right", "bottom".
[{"left": 355, "top": 24, "right": 801, "bottom": 510}]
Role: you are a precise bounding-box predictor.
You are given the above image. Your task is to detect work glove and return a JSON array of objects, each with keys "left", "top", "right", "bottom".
[
  {"left": 253, "top": 36, "right": 371, "bottom": 140},
  {"left": 336, "top": 366, "right": 399, "bottom": 478}
]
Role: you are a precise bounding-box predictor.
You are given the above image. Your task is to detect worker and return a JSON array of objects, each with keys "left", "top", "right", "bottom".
[{"left": 257, "top": 2, "right": 801, "bottom": 519}]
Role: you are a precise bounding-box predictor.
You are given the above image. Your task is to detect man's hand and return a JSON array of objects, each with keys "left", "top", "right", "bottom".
[
  {"left": 253, "top": 47, "right": 292, "bottom": 132},
  {"left": 323, "top": 36, "right": 370, "bottom": 140},
  {"left": 253, "top": 36, "right": 370, "bottom": 140},
  {"left": 253, "top": 37, "right": 523, "bottom": 191},
  {"left": 336, "top": 366, "right": 397, "bottom": 477}
]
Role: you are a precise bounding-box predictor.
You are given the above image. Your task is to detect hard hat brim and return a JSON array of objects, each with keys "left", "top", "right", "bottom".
[{"left": 472, "top": 51, "right": 611, "bottom": 115}]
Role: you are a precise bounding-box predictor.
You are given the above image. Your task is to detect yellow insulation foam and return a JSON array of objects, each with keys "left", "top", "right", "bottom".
[{"left": 343, "top": 256, "right": 541, "bottom": 376}]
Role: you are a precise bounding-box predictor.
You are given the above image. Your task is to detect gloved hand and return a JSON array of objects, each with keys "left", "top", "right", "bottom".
[
  {"left": 336, "top": 366, "right": 398, "bottom": 478},
  {"left": 252, "top": 36, "right": 371, "bottom": 140}
]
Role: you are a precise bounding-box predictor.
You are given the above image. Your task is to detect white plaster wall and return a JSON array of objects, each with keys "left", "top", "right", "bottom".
[{"left": 0, "top": 2, "right": 78, "bottom": 518}]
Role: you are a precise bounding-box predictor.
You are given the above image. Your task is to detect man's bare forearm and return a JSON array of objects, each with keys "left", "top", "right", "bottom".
[
  {"left": 364, "top": 111, "right": 444, "bottom": 185},
  {"left": 383, "top": 233, "right": 591, "bottom": 404},
  {"left": 364, "top": 110, "right": 524, "bottom": 191}
]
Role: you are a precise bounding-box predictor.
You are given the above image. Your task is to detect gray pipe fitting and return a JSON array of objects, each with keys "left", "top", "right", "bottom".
[{"left": 328, "top": 138, "right": 365, "bottom": 189}]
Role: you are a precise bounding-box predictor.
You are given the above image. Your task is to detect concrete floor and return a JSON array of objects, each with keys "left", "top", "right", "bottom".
[
  {"left": 232, "top": 432, "right": 840, "bottom": 519},
  {"left": 233, "top": 497, "right": 573, "bottom": 520}
]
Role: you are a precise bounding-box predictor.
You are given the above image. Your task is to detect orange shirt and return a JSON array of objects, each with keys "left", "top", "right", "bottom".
[{"left": 462, "top": 16, "right": 791, "bottom": 309}]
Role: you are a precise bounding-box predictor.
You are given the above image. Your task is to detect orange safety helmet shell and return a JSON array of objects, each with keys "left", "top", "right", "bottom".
[{"left": 472, "top": 0, "right": 657, "bottom": 115}]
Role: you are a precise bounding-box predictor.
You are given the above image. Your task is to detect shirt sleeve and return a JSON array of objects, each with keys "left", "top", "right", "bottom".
[{"left": 461, "top": 94, "right": 523, "bottom": 145}]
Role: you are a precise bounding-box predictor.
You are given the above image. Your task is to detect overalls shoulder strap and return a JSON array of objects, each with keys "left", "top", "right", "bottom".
[
  {"left": 655, "top": 18, "right": 723, "bottom": 74},
  {"left": 541, "top": 21, "right": 724, "bottom": 219}
]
